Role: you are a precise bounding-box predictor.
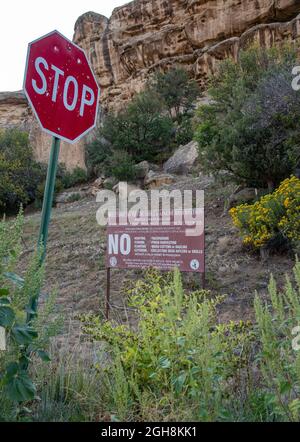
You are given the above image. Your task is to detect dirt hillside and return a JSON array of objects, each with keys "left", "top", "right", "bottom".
[{"left": 17, "top": 174, "right": 294, "bottom": 352}]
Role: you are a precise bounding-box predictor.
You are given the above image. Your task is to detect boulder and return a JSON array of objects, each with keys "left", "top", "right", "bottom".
[
  {"left": 228, "top": 188, "right": 260, "bottom": 208},
  {"left": 103, "top": 177, "right": 118, "bottom": 189},
  {"left": 144, "top": 171, "right": 176, "bottom": 189},
  {"left": 89, "top": 177, "right": 104, "bottom": 196},
  {"left": 134, "top": 161, "right": 150, "bottom": 179},
  {"left": 93, "top": 177, "right": 104, "bottom": 188},
  {"left": 113, "top": 182, "right": 141, "bottom": 194},
  {"left": 163, "top": 141, "right": 198, "bottom": 175}
]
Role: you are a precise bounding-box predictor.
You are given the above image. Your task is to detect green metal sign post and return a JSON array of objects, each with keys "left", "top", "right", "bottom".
[
  {"left": 38, "top": 137, "right": 61, "bottom": 261},
  {"left": 26, "top": 136, "right": 60, "bottom": 324}
]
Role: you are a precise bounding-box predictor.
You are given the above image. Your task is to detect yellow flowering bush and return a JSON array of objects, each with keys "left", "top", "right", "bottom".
[{"left": 230, "top": 176, "right": 300, "bottom": 249}]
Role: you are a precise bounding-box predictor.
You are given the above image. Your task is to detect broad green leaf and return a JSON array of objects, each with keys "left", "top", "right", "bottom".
[
  {"left": 4, "top": 272, "right": 24, "bottom": 288},
  {"left": 158, "top": 356, "right": 171, "bottom": 369},
  {"left": 18, "top": 355, "right": 31, "bottom": 369},
  {"left": 6, "top": 371, "right": 36, "bottom": 402},
  {"left": 0, "top": 306, "right": 15, "bottom": 327},
  {"left": 11, "top": 326, "right": 38, "bottom": 345},
  {"left": 6, "top": 362, "right": 19, "bottom": 377},
  {"left": 172, "top": 372, "right": 187, "bottom": 394},
  {"left": 36, "top": 349, "right": 51, "bottom": 362},
  {"left": 176, "top": 336, "right": 186, "bottom": 346}
]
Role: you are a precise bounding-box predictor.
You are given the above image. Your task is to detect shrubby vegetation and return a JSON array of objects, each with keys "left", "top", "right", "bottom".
[
  {"left": 0, "top": 213, "right": 62, "bottom": 419},
  {"left": 86, "top": 68, "right": 200, "bottom": 178},
  {"left": 1, "top": 42, "right": 300, "bottom": 423},
  {"left": 254, "top": 262, "right": 300, "bottom": 421},
  {"left": 1, "top": 216, "right": 300, "bottom": 421},
  {"left": 0, "top": 129, "right": 88, "bottom": 212},
  {"left": 80, "top": 270, "right": 253, "bottom": 421},
  {"left": 35, "top": 165, "right": 88, "bottom": 208},
  {"left": 77, "top": 262, "right": 300, "bottom": 422},
  {"left": 60, "top": 167, "right": 88, "bottom": 189},
  {"left": 195, "top": 45, "right": 300, "bottom": 190},
  {"left": 230, "top": 176, "right": 300, "bottom": 251},
  {"left": 150, "top": 67, "right": 199, "bottom": 121},
  {"left": 0, "top": 130, "right": 45, "bottom": 212},
  {"left": 104, "top": 150, "right": 138, "bottom": 183}
]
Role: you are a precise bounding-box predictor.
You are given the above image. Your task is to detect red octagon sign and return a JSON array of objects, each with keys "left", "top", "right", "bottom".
[{"left": 24, "top": 30, "right": 100, "bottom": 143}]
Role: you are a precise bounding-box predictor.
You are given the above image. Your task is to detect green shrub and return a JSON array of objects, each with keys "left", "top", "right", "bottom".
[
  {"left": 254, "top": 259, "right": 300, "bottom": 421},
  {"left": 175, "top": 114, "right": 195, "bottom": 146},
  {"left": 195, "top": 45, "right": 300, "bottom": 190},
  {"left": 0, "top": 131, "right": 86, "bottom": 212},
  {"left": 0, "top": 129, "right": 45, "bottom": 212},
  {"left": 230, "top": 176, "right": 300, "bottom": 250},
  {"left": 105, "top": 151, "right": 138, "bottom": 182},
  {"left": 100, "top": 91, "right": 173, "bottom": 163},
  {"left": 85, "top": 137, "right": 112, "bottom": 177},
  {"left": 79, "top": 261, "right": 300, "bottom": 422},
  {"left": 66, "top": 193, "right": 82, "bottom": 203},
  {"left": 151, "top": 67, "right": 200, "bottom": 120},
  {"left": 31, "top": 342, "right": 103, "bottom": 422},
  {"left": 61, "top": 167, "right": 88, "bottom": 189},
  {"left": 86, "top": 68, "right": 200, "bottom": 176},
  {"left": 80, "top": 269, "right": 253, "bottom": 421},
  {"left": 34, "top": 165, "right": 87, "bottom": 208},
  {"left": 0, "top": 212, "right": 62, "bottom": 418}
]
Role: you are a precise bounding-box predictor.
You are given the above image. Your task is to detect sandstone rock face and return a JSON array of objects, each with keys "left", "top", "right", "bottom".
[
  {"left": 0, "top": 92, "right": 30, "bottom": 130},
  {"left": 0, "top": 91, "right": 87, "bottom": 170},
  {"left": 164, "top": 141, "right": 198, "bottom": 174},
  {"left": 73, "top": 1, "right": 300, "bottom": 112}
]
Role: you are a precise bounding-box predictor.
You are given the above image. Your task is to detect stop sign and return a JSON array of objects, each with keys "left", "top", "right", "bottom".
[{"left": 24, "top": 30, "right": 100, "bottom": 143}]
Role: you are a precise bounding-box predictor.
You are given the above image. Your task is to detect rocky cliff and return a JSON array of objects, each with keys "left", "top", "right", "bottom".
[
  {"left": 1, "top": 0, "right": 300, "bottom": 169},
  {"left": 0, "top": 91, "right": 86, "bottom": 170},
  {"left": 73, "top": 0, "right": 300, "bottom": 112}
]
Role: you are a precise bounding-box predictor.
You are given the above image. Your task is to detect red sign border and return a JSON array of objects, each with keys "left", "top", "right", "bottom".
[{"left": 23, "top": 29, "right": 100, "bottom": 144}]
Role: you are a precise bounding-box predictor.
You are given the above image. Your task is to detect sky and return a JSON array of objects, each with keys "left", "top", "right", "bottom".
[{"left": 0, "top": 0, "right": 125, "bottom": 92}]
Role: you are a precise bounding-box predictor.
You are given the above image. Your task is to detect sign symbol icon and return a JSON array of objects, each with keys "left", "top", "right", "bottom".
[
  {"left": 190, "top": 259, "right": 200, "bottom": 270},
  {"left": 110, "top": 257, "right": 117, "bottom": 267}
]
